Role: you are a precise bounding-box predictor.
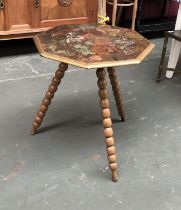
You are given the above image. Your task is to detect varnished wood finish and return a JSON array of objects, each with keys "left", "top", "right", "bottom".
[
  {"left": 32, "top": 62, "right": 68, "bottom": 135},
  {"left": 40, "top": 0, "right": 86, "bottom": 21},
  {"left": 107, "top": 67, "right": 125, "bottom": 121},
  {"left": 86, "top": 0, "right": 98, "bottom": 24},
  {"left": 96, "top": 68, "right": 118, "bottom": 182},
  {"left": 37, "top": 0, "right": 97, "bottom": 28},
  {"left": 34, "top": 24, "right": 155, "bottom": 69},
  {"left": 0, "top": 8, "right": 5, "bottom": 31},
  {"left": 31, "top": 24, "right": 154, "bottom": 181},
  {"left": 0, "top": 27, "right": 51, "bottom": 40},
  {"left": 0, "top": 0, "right": 98, "bottom": 40},
  {"left": 5, "top": 0, "right": 34, "bottom": 31}
]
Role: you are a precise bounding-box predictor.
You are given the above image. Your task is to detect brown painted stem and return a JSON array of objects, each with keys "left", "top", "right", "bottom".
[
  {"left": 107, "top": 67, "right": 125, "bottom": 122},
  {"left": 32, "top": 62, "right": 68, "bottom": 135},
  {"left": 96, "top": 68, "right": 118, "bottom": 182}
]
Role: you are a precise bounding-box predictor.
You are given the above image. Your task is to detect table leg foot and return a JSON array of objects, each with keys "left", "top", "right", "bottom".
[
  {"left": 97, "top": 68, "right": 119, "bottom": 182},
  {"left": 112, "top": 170, "right": 118, "bottom": 182},
  {"left": 31, "top": 128, "right": 36, "bottom": 135},
  {"left": 107, "top": 67, "right": 125, "bottom": 122},
  {"left": 32, "top": 62, "right": 68, "bottom": 134}
]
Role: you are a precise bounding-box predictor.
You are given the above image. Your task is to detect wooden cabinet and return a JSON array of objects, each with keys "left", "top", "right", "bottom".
[
  {"left": 39, "top": 0, "right": 94, "bottom": 27},
  {"left": 4, "top": 0, "right": 34, "bottom": 31},
  {"left": 0, "top": 0, "right": 98, "bottom": 40},
  {"left": 0, "top": 2, "right": 5, "bottom": 31}
]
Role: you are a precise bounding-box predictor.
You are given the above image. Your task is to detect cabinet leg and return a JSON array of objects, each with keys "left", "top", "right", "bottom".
[
  {"left": 32, "top": 62, "right": 68, "bottom": 135},
  {"left": 107, "top": 67, "right": 125, "bottom": 122},
  {"left": 96, "top": 68, "right": 118, "bottom": 182}
]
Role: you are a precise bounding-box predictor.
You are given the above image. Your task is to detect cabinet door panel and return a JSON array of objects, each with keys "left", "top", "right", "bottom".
[
  {"left": 0, "top": 10, "right": 5, "bottom": 31},
  {"left": 41, "top": 0, "right": 86, "bottom": 20},
  {"left": 5, "top": 0, "right": 34, "bottom": 31},
  {"left": 39, "top": 0, "right": 97, "bottom": 27}
]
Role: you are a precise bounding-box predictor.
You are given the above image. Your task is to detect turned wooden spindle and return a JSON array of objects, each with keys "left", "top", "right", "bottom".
[
  {"left": 96, "top": 68, "right": 118, "bottom": 182},
  {"left": 107, "top": 67, "right": 125, "bottom": 122},
  {"left": 32, "top": 62, "right": 68, "bottom": 135}
]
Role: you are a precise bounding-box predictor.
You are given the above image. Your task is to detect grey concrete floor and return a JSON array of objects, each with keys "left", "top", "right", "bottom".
[{"left": 0, "top": 37, "right": 181, "bottom": 210}]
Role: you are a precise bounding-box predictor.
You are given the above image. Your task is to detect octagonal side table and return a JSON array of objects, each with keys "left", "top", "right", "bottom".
[{"left": 32, "top": 24, "right": 154, "bottom": 182}]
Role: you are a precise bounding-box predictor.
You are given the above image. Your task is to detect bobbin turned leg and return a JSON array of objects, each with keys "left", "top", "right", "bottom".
[
  {"left": 32, "top": 62, "right": 68, "bottom": 135},
  {"left": 96, "top": 68, "right": 118, "bottom": 182},
  {"left": 107, "top": 67, "right": 125, "bottom": 122}
]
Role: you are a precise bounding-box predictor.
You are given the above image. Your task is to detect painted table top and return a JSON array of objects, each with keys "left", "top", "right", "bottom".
[{"left": 34, "top": 24, "right": 155, "bottom": 69}]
